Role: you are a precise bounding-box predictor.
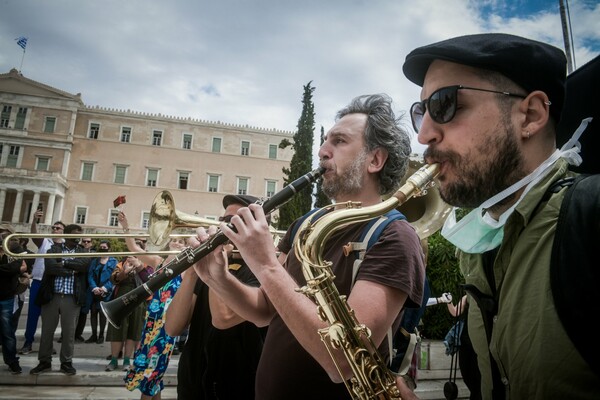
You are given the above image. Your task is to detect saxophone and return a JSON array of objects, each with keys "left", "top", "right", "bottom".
[{"left": 294, "top": 163, "right": 440, "bottom": 400}]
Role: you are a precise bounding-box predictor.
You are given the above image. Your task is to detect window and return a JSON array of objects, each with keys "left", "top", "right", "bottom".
[
  {"left": 266, "top": 180, "right": 277, "bottom": 197},
  {"left": 7, "top": 145, "right": 20, "bottom": 167},
  {"left": 76, "top": 207, "right": 87, "bottom": 224},
  {"left": 14, "top": 107, "right": 27, "bottom": 129},
  {"left": 152, "top": 130, "right": 162, "bottom": 146},
  {"left": 147, "top": 169, "right": 159, "bottom": 187},
  {"left": 269, "top": 144, "right": 277, "bottom": 160},
  {"left": 142, "top": 212, "right": 150, "bottom": 229},
  {"left": 114, "top": 165, "right": 127, "bottom": 184},
  {"left": 109, "top": 210, "right": 119, "bottom": 227},
  {"left": 81, "top": 162, "right": 94, "bottom": 181},
  {"left": 208, "top": 175, "right": 220, "bottom": 193},
  {"left": 88, "top": 123, "right": 100, "bottom": 139},
  {"left": 36, "top": 156, "right": 50, "bottom": 171},
  {"left": 44, "top": 116, "right": 56, "bottom": 133},
  {"left": 182, "top": 133, "right": 192, "bottom": 150},
  {"left": 241, "top": 140, "right": 250, "bottom": 156},
  {"left": 1, "top": 105, "right": 11, "bottom": 128},
  {"left": 178, "top": 171, "right": 189, "bottom": 190},
  {"left": 212, "top": 137, "right": 222, "bottom": 153},
  {"left": 237, "top": 177, "right": 249, "bottom": 195},
  {"left": 120, "top": 127, "right": 131, "bottom": 143}
]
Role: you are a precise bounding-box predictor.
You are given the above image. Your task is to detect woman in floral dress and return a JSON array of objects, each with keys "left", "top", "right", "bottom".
[{"left": 118, "top": 210, "right": 187, "bottom": 400}]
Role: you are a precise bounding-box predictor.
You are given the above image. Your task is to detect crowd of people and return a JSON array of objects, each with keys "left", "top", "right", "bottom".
[{"left": 1, "top": 32, "right": 598, "bottom": 400}]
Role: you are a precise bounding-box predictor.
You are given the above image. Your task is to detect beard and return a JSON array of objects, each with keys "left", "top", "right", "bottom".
[
  {"left": 425, "top": 117, "right": 525, "bottom": 209},
  {"left": 321, "top": 149, "right": 368, "bottom": 200}
]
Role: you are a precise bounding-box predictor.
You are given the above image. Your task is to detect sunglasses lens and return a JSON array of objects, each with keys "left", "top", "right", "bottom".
[
  {"left": 410, "top": 102, "right": 425, "bottom": 132},
  {"left": 429, "top": 87, "right": 458, "bottom": 124}
]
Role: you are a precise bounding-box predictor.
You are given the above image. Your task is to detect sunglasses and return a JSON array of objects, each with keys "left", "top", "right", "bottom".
[
  {"left": 82, "top": 240, "right": 92, "bottom": 243},
  {"left": 410, "top": 85, "right": 527, "bottom": 133},
  {"left": 51, "top": 226, "right": 63, "bottom": 231},
  {"left": 218, "top": 215, "right": 233, "bottom": 223}
]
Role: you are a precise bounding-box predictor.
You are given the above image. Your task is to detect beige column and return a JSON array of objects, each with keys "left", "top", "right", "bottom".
[
  {"left": 45, "top": 194, "right": 57, "bottom": 225},
  {"left": 0, "top": 189, "right": 6, "bottom": 221},
  {"left": 11, "top": 189, "right": 24, "bottom": 223},
  {"left": 30, "top": 191, "right": 41, "bottom": 223}
]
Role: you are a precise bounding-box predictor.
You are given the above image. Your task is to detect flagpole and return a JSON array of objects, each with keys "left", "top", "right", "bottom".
[
  {"left": 19, "top": 48, "right": 26, "bottom": 74},
  {"left": 15, "top": 36, "right": 28, "bottom": 74}
]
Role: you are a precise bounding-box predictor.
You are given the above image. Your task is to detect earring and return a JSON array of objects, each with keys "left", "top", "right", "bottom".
[{"left": 525, "top": 131, "right": 530, "bottom": 139}]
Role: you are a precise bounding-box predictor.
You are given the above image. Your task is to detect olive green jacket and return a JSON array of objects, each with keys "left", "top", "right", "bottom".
[{"left": 460, "top": 159, "right": 600, "bottom": 399}]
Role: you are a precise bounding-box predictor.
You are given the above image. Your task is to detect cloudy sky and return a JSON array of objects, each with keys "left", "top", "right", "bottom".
[{"left": 1, "top": 0, "right": 599, "bottom": 155}]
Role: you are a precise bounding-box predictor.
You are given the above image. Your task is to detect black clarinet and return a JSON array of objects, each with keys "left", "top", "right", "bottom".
[{"left": 101, "top": 167, "right": 325, "bottom": 328}]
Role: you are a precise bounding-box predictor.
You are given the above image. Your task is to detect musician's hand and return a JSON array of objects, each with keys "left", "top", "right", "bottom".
[
  {"left": 220, "top": 203, "right": 279, "bottom": 275},
  {"left": 395, "top": 375, "right": 420, "bottom": 400},
  {"left": 440, "top": 292, "right": 453, "bottom": 304},
  {"left": 189, "top": 226, "right": 229, "bottom": 283}
]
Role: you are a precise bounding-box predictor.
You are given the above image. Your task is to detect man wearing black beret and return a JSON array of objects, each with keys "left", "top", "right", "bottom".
[
  {"left": 403, "top": 33, "right": 599, "bottom": 399},
  {"left": 164, "top": 193, "right": 267, "bottom": 399}
]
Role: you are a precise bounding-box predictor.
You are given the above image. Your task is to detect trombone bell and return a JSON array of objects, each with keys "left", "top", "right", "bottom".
[{"left": 148, "top": 191, "right": 222, "bottom": 247}]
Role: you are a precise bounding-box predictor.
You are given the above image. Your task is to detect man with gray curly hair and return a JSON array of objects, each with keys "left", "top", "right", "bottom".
[{"left": 189, "top": 93, "right": 424, "bottom": 399}]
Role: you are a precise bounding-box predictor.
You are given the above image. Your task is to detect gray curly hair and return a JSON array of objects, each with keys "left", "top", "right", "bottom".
[{"left": 335, "top": 94, "right": 411, "bottom": 195}]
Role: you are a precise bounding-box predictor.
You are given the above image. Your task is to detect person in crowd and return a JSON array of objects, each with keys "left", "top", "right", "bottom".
[
  {"left": 19, "top": 216, "right": 65, "bottom": 355},
  {"left": 105, "top": 255, "right": 149, "bottom": 372},
  {"left": 445, "top": 294, "right": 481, "bottom": 400},
  {"left": 118, "top": 210, "right": 186, "bottom": 400},
  {"left": 402, "top": 32, "right": 600, "bottom": 398},
  {"left": 30, "top": 224, "right": 90, "bottom": 376},
  {"left": 106, "top": 238, "right": 146, "bottom": 360},
  {"left": 85, "top": 240, "right": 117, "bottom": 344},
  {"left": 73, "top": 236, "right": 95, "bottom": 342},
  {"left": 11, "top": 236, "right": 34, "bottom": 334},
  {"left": 165, "top": 194, "right": 267, "bottom": 399},
  {"left": 0, "top": 225, "right": 27, "bottom": 374},
  {"left": 189, "top": 94, "right": 425, "bottom": 399}
]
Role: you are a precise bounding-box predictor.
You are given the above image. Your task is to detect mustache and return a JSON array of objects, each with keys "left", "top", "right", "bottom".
[{"left": 423, "top": 147, "right": 460, "bottom": 166}]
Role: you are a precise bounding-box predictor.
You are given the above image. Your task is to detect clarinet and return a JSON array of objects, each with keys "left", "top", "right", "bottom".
[{"left": 101, "top": 167, "right": 325, "bottom": 328}]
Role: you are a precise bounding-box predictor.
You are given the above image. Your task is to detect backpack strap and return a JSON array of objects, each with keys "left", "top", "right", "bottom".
[
  {"left": 551, "top": 173, "right": 600, "bottom": 377},
  {"left": 343, "top": 209, "right": 406, "bottom": 366},
  {"left": 344, "top": 209, "right": 406, "bottom": 282}
]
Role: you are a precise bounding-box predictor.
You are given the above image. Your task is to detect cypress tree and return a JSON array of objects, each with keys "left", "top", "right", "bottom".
[{"left": 277, "top": 81, "right": 316, "bottom": 230}]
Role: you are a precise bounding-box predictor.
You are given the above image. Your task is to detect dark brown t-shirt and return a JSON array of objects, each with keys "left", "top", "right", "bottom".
[{"left": 257, "top": 215, "right": 425, "bottom": 399}]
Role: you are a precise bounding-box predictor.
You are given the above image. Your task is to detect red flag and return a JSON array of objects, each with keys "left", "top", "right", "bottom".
[{"left": 113, "top": 195, "right": 126, "bottom": 208}]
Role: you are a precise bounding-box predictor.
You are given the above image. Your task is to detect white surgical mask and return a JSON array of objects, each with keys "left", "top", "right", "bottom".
[{"left": 441, "top": 118, "right": 592, "bottom": 254}]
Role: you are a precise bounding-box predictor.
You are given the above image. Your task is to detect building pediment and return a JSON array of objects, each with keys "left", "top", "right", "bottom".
[{"left": 0, "top": 68, "right": 82, "bottom": 104}]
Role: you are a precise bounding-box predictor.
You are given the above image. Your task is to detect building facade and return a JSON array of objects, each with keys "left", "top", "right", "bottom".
[{"left": 0, "top": 68, "right": 294, "bottom": 239}]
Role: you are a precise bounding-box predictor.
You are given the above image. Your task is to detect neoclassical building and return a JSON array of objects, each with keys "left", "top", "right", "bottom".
[{"left": 0, "top": 68, "right": 294, "bottom": 238}]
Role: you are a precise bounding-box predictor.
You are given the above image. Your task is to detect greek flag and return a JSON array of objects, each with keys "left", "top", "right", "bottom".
[{"left": 15, "top": 36, "right": 28, "bottom": 50}]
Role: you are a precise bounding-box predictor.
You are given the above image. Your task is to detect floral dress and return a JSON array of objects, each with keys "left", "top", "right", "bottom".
[{"left": 124, "top": 272, "right": 182, "bottom": 396}]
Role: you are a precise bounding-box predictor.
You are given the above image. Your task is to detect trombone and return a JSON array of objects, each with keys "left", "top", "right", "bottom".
[
  {"left": 2, "top": 190, "right": 287, "bottom": 260},
  {"left": 1, "top": 233, "right": 191, "bottom": 259}
]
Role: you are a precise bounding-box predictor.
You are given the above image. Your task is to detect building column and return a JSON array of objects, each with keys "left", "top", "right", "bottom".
[
  {"left": 11, "top": 189, "right": 24, "bottom": 223},
  {"left": 29, "top": 191, "right": 41, "bottom": 223},
  {"left": 45, "top": 194, "right": 57, "bottom": 225},
  {"left": 54, "top": 196, "right": 63, "bottom": 223},
  {"left": 0, "top": 189, "right": 6, "bottom": 222}
]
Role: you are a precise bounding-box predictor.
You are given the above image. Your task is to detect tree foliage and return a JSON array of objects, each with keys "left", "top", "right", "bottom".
[
  {"left": 421, "top": 208, "right": 469, "bottom": 339},
  {"left": 277, "top": 81, "right": 317, "bottom": 230}
]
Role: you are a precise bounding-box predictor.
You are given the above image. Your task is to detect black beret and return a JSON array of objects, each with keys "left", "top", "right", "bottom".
[
  {"left": 222, "top": 194, "right": 259, "bottom": 209},
  {"left": 403, "top": 33, "right": 567, "bottom": 122}
]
